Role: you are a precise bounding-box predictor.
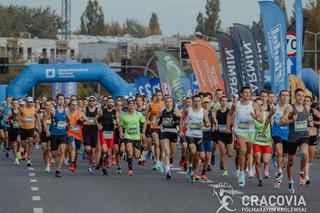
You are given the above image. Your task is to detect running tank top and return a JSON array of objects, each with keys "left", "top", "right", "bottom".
[
  {"left": 50, "top": 107, "right": 68, "bottom": 135},
  {"left": 10, "top": 109, "right": 20, "bottom": 129},
  {"left": 254, "top": 111, "right": 271, "bottom": 146},
  {"left": 216, "top": 108, "right": 229, "bottom": 133},
  {"left": 160, "top": 108, "right": 179, "bottom": 133},
  {"left": 186, "top": 107, "right": 204, "bottom": 138},
  {"left": 101, "top": 108, "right": 116, "bottom": 131},
  {"left": 289, "top": 105, "right": 309, "bottom": 142},
  {"left": 271, "top": 104, "right": 289, "bottom": 140},
  {"left": 83, "top": 107, "right": 98, "bottom": 133},
  {"left": 67, "top": 111, "right": 83, "bottom": 140},
  {"left": 234, "top": 101, "right": 255, "bottom": 133},
  {"left": 202, "top": 110, "right": 213, "bottom": 140},
  {"left": 42, "top": 112, "right": 52, "bottom": 133},
  {"left": 149, "top": 101, "right": 164, "bottom": 129},
  {"left": 20, "top": 107, "right": 36, "bottom": 129},
  {"left": 0, "top": 105, "right": 11, "bottom": 127}
]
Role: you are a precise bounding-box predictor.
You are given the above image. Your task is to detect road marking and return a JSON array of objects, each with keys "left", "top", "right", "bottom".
[
  {"left": 33, "top": 208, "right": 43, "bottom": 213},
  {"left": 31, "top": 187, "right": 39, "bottom": 191},
  {"left": 30, "top": 179, "right": 37, "bottom": 183},
  {"left": 198, "top": 179, "right": 214, "bottom": 183},
  {"left": 177, "top": 171, "right": 187, "bottom": 175},
  {"left": 226, "top": 190, "right": 243, "bottom": 195},
  {"left": 170, "top": 167, "right": 182, "bottom": 171},
  {"left": 32, "top": 196, "right": 41, "bottom": 201},
  {"left": 28, "top": 167, "right": 34, "bottom": 171},
  {"left": 29, "top": 173, "right": 36, "bottom": 177}
]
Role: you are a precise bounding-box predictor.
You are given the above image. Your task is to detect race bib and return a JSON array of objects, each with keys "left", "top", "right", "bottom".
[
  {"left": 294, "top": 120, "right": 307, "bottom": 132},
  {"left": 13, "top": 121, "right": 19, "bottom": 128},
  {"left": 152, "top": 115, "right": 158, "bottom": 124},
  {"left": 128, "top": 127, "right": 139, "bottom": 135},
  {"left": 218, "top": 124, "right": 227, "bottom": 132},
  {"left": 103, "top": 131, "right": 113, "bottom": 139},
  {"left": 46, "top": 119, "right": 52, "bottom": 125},
  {"left": 87, "top": 117, "right": 95, "bottom": 125},
  {"left": 57, "top": 121, "right": 66, "bottom": 129},
  {"left": 255, "top": 133, "right": 268, "bottom": 143},
  {"left": 163, "top": 118, "right": 173, "bottom": 126},
  {"left": 189, "top": 121, "right": 201, "bottom": 130},
  {"left": 70, "top": 125, "right": 80, "bottom": 133},
  {"left": 24, "top": 116, "right": 33, "bottom": 123},
  {"left": 238, "top": 121, "right": 249, "bottom": 130}
]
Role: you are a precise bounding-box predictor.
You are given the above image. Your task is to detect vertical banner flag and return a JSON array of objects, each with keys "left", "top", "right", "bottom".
[
  {"left": 230, "top": 27, "right": 246, "bottom": 88},
  {"left": 155, "top": 51, "right": 187, "bottom": 101},
  {"left": 295, "top": 0, "right": 303, "bottom": 78},
  {"left": 259, "top": 0, "right": 289, "bottom": 94},
  {"left": 217, "top": 31, "right": 240, "bottom": 96},
  {"left": 52, "top": 83, "right": 63, "bottom": 100},
  {"left": 156, "top": 61, "right": 172, "bottom": 95},
  {"left": 134, "top": 76, "right": 160, "bottom": 100},
  {"left": 252, "top": 22, "right": 266, "bottom": 86},
  {"left": 62, "top": 82, "right": 77, "bottom": 97},
  {"left": 185, "top": 41, "right": 224, "bottom": 95},
  {"left": 234, "top": 23, "right": 263, "bottom": 94}
]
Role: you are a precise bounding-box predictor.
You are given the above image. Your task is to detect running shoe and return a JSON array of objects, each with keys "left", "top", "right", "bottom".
[
  {"left": 187, "top": 169, "right": 192, "bottom": 177},
  {"left": 138, "top": 160, "right": 145, "bottom": 166},
  {"left": 305, "top": 176, "right": 311, "bottom": 185},
  {"left": 159, "top": 163, "right": 165, "bottom": 173},
  {"left": 238, "top": 172, "right": 246, "bottom": 187},
  {"left": 152, "top": 162, "right": 158, "bottom": 171},
  {"left": 117, "top": 167, "right": 122, "bottom": 174},
  {"left": 275, "top": 172, "right": 283, "bottom": 182},
  {"left": 16, "top": 152, "right": 22, "bottom": 161},
  {"left": 288, "top": 182, "right": 295, "bottom": 194},
  {"left": 26, "top": 159, "right": 32, "bottom": 167},
  {"left": 111, "top": 156, "right": 117, "bottom": 165},
  {"left": 257, "top": 179, "right": 263, "bottom": 187},
  {"left": 64, "top": 159, "right": 69, "bottom": 166},
  {"left": 264, "top": 171, "right": 270, "bottom": 179},
  {"left": 236, "top": 169, "right": 240, "bottom": 177},
  {"left": 207, "top": 165, "right": 212, "bottom": 172},
  {"left": 223, "top": 170, "right": 228, "bottom": 177},
  {"left": 55, "top": 171, "right": 61, "bottom": 178},
  {"left": 201, "top": 175, "right": 208, "bottom": 181},
  {"left": 189, "top": 174, "right": 195, "bottom": 183},
  {"left": 183, "top": 163, "right": 188, "bottom": 172},
  {"left": 166, "top": 172, "right": 172, "bottom": 180},
  {"left": 45, "top": 165, "right": 50, "bottom": 173},
  {"left": 248, "top": 169, "right": 254, "bottom": 178},
  {"left": 34, "top": 144, "right": 40, "bottom": 150},
  {"left": 194, "top": 174, "right": 200, "bottom": 180},
  {"left": 210, "top": 155, "right": 215, "bottom": 166},
  {"left": 101, "top": 168, "right": 108, "bottom": 176},
  {"left": 74, "top": 162, "right": 78, "bottom": 172},
  {"left": 179, "top": 160, "right": 184, "bottom": 168},
  {"left": 5, "top": 151, "right": 9, "bottom": 158},
  {"left": 128, "top": 169, "right": 134, "bottom": 176},
  {"left": 82, "top": 152, "right": 88, "bottom": 160},
  {"left": 272, "top": 154, "right": 277, "bottom": 167},
  {"left": 299, "top": 173, "right": 305, "bottom": 185},
  {"left": 96, "top": 157, "right": 103, "bottom": 170},
  {"left": 87, "top": 167, "right": 94, "bottom": 175},
  {"left": 69, "top": 162, "right": 76, "bottom": 173},
  {"left": 147, "top": 151, "right": 153, "bottom": 160}
]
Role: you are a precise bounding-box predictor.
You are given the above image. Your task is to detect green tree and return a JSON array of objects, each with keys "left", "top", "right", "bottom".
[
  {"left": 122, "top": 18, "right": 148, "bottom": 38},
  {"left": 148, "top": 13, "right": 162, "bottom": 35},
  {"left": 80, "top": 0, "right": 105, "bottom": 35},
  {"left": 194, "top": 0, "right": 221, "bottom": 37},
  {"left": 105, "top": 21, "right": 122, "bottom": 36}
]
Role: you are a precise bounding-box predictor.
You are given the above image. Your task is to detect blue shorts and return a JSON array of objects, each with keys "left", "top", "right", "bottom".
[
  {"left": 201, "top": 139, "right": 212, "bottom": 152},
  {"left": 68, "top": 136, "right": 82, "bottom": 150}
]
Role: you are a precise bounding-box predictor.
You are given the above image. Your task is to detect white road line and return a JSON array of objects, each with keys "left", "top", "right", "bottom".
[
  {"left": 32, "top": 196, "right": 41, "bottom": 201},
  {"left": 198, "top": 179, "right": 214, "bottom": 184},
  {"left": 31, "top": 187, "right": 39, "bottom": 191},
  {"left": 29, "top": 173, "right": 36, "bottom": 177},
  {"left": 28, "top": 167, "right": 34, "bottom": 171},
  {"left": 226, "top": 190, "right": 244, "bottom": 195},
  {"left": 170, "top": 167, "right": 182, "bottom": 171},
  {"left": 33, "top": 208, "right": 43, "bottom": 213},
  {"left": 30, "top": 179, "right": 37, "bottom": 183},
  {"left": 177, "top": 171, "right": 187, "bottom": 175}
]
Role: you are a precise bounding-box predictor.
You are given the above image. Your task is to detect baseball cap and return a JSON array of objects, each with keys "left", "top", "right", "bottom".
[
  {"left": 26, "top": 97, "right": 33, "bottom": 102},
  {"left": 89, "top": 95, "right": 96, "bottom": 100},
  {"left": 202, "top": 97, "right": 210, "bottom": 103}
]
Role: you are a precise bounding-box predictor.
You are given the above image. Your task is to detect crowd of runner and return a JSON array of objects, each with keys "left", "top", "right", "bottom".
[{"left": 0, "top": 87, "right": 319, "bottom": 194}]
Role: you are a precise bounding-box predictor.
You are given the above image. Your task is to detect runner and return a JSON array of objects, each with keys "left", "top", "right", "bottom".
[
  {"left": 280, "top": 88, "right": 310, "bottom": 193},
  {"left": 301, "top": 96, "right": 320, "bottom": 185},
  {"left": 230, "top": 86, "right": 262, "bottom": 187},
  {"left": 147, "top": 90, "right": 164, "bottom": 171},
  {"left": 135, "top": 95, "right": 148, "bottom": 166},
  {"left": 19, "top": 97, "right": 37, "bottom": 166},
  {"left": 96, "top": 96, "right": 117, "bottom": 176},
  {"left": 67, "top": 99, "right": 87, "bottom": 173},
  {"left": 1, "top": 96, "right": 12, "bottom": 158},
  {"left": 5, "top": 99, "right": 21, "bottom": 165},
  {"left": 271, "top": 90, "right": 290, "bottom": 188},
  {"left": 158, "top": 96, "right": 181, "bottom": 179},
  {"left": 215, "top": 96, "right": 233, "bottom": 177},
  {"left": 83, "top": 95, "right": 99, "bottom": 174},
  {"left": 46, "top": 94, "right": 69, "bottom": 177},
  {"left": 119, "top": 98, "right": 147, "bottom": 176}
]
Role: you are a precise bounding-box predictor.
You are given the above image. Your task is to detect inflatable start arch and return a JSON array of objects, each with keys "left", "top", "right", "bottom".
[{"left": 6, "top": 63, "right": 136, "bottom": 98}]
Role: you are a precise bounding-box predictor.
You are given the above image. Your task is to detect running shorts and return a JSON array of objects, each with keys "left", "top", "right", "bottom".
[
  {"left": 200, "top": 139, "right": 212, "bottom": 152},
  {"left": 216, "top": 133, "right": 233, "bottom": 145},
  {"left": 160, "top": 132, "right": 178, "bottom": 143},
  {"left": 8, "top": 128, "right": 20, "bottom": 142},
  {"left": 83, "top": 133, "right": 98, "bottom": 148},
  {"left": 186, "top": 136, "right": 203, "bottom": 152},
  {"left": 309, "top": 135, "right": 318, "bottom": 146},
  {"left": 253, "top": 144, "right": 272, "bottom": 154},
  {"left": 272, "top": 136, "right": 288, "bottom": 154},
  {"left": 20, "top": 129, "right": 35, "bottom": 141},
  {"left": 50, "top": 134, "right": 68, "bottom": 151},
  {"left": 287, "top": 137, "right": 309, "bottom": 155},
  {"left": 124, "top": 139, "right": 141, "bottom": 150},
  {"left": 99, "top": 130, "right": 114, "bottom": 149}
]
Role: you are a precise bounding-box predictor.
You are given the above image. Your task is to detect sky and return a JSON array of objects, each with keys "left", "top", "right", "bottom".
[{"left": 1, "top": 0, "right": 309, "bottom": 36}]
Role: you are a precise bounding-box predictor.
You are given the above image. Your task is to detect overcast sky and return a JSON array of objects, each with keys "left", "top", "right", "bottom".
[{"left": 1, "top": 0, "right": 309, "bottom": 35}]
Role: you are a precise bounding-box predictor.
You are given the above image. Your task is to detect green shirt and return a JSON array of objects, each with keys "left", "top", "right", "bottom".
[
  {"left": 254, "top": 111, "right": 271, "bottom": 146},
  {"left": 120, "top": 111, "right": 146, "bottom": 141}
]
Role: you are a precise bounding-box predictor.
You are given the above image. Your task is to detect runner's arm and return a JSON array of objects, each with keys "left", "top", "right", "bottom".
[
  {"left": 4, "top": 111, "right": 11, "bottom": 124},
  {"left": 279, "top": 105, "right": 294, "bottom": 125}
]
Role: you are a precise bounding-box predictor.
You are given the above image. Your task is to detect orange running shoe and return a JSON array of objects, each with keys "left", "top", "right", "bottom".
[
  {"left": 201, "top": 175, "right": 208, "bottom": 181},
  {"left": 128, "top": 169, "right": 134, "bottom": 176},
  {"left": 194, "top": 174, "right": 200, "bottom": 180},
  {"left": 111, "top": 156, "right": 116, "bottom": 165},
  {"left": 69, "top": 162, "right": 76, "bottom": 173}
]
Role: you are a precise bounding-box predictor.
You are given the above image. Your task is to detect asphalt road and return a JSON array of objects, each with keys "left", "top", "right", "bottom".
[{"left": 0, "top": 147, "right": 319, "bottom": 213}]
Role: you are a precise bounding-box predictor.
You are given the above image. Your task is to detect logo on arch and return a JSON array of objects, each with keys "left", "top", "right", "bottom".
[{"left": 46, "top": 69, "right": 56, "bottom": 78}]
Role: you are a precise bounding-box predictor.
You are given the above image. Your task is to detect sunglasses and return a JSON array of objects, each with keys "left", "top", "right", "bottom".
[
  {"left": 103, "top": 99, "right": 108, "bottom": 102},
  {"left": 71, "top": 104, "right": 78, "bottom": 107},
  {"left": 116, "top": 104, "right": 123, "bottom": 107},
  {"left": 89, "top": 100, "right": 96, "bottom": 102}
]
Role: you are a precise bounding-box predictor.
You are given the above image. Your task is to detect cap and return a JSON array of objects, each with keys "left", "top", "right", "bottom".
[
  {"left": 202, "top": 97, "right": 210, "bottom": 103},
  {"left": 88, "top": 95, "right": 96, "bottom": 100},
  {"left": 232, "top": 94, "right": 239, "bottom": 98},
  {"left": 26, "top": 97, "right": 33, "bottom": 102}
]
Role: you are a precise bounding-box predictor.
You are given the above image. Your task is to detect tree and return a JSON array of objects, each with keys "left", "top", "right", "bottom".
[
  {"left": 105, "top": 21, "right": 122, "bottom": 36},
  {"left": 148, "top": 13, "right": 162, "bottom": 35},
  {"left": 194, "top": 0, "right": 221, "bottom": 37},
  {"left": 80, "top": 0, "right": 105, "bottom": 35},
  {"left": 122, "top": 18, "right": 148, "bottom": 38}
]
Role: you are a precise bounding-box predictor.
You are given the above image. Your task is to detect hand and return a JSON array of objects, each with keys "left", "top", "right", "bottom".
[
  {"left": 213, "top": 125, "right": 218, "bottom": 131},
  {"left": 97, "top": 124, "right": 103, "bottom": 130},
  {"left": 227, "top": 128, "right": 232, "bottom": 134},
  {"left": 141, "top": 133, "right": 146, "bottom": 140},
  {"left": 250, "top": 112, "right": 257, "bottom": 120},
  {"left": 269, "top": 105, "right": 276, "bottom": 115},
  {"left": 292, "top": 114, "right": 298, "bottom": 121},
  {"left": 112, "top": 119, "right": 117, "bottom": 125}
]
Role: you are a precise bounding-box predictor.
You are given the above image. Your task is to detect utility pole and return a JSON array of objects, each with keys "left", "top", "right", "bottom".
[{"left": 61, "top": 0, "right": 71, "bottom": 41}]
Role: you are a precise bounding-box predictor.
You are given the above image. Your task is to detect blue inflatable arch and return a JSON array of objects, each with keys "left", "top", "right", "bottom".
[{"left": 6, "top": 63, "right": 136, "bottom": 98}]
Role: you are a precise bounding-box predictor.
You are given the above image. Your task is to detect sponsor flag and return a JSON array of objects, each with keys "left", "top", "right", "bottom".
[
  {"left": 252, "top": 22, "right": 265, "bottom": 86},
  {"left": 217, "top": 31, "right": 240, "bottom": 96},
  {"left": 234, "top": 23, "right": 263, "bottom": 94},
  {"left": 295, "top": 0, "right": 303, "bottom": 78},
  {"left": 134, "top": 76, "right": 160, "bottom": 100},
  {"left": 156, "top": 61, "right": 172, "bottom": 95},
  {"left": 155, "top": 51, "right": 187, "bottom": 101},
  {"left": 259, "top": 0, "right": 289, "bottom": 94}
]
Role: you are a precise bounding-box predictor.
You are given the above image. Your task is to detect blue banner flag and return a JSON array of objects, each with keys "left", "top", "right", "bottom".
[
  {"left": 259, "top": 0, "right": 289, "bottom": 94},
  {"left": 295, "top": 0, "right": 303, "bottom": 78},
  {"left": 134, "top": 76, "right": 160, "bottom": 100}
]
